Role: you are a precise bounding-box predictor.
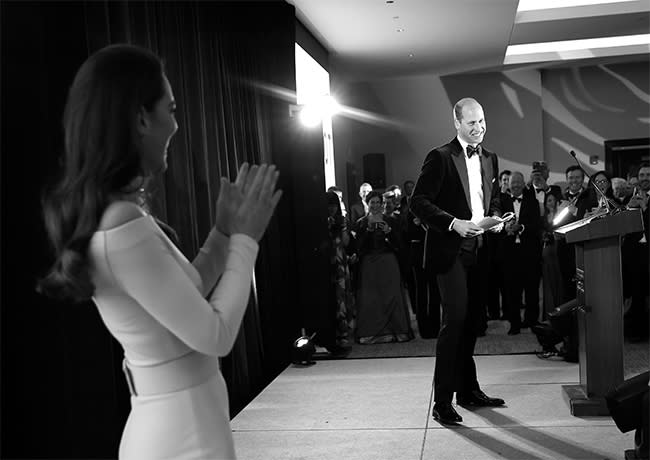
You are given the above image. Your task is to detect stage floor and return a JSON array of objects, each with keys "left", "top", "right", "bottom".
[{"left": 232, "top": 355, "right": 636, "bottom": 460}]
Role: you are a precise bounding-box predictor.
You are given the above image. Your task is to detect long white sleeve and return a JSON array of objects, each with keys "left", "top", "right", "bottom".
[
  {"left": 105, "top": 226, "right": 258, "bottom": 357},
  {"left": 192, "top": 227, "right": 229, "bottom": 296}
]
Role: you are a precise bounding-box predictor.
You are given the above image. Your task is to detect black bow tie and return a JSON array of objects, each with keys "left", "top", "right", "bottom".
[
  {"left": 534, "top": 187, "right": 546, "bottom": 194},
  {"left": 512, "top": 196, "right": 523, "bottom": 203},
  {"left": 466, "top": 145, "right": 481, "bottom": 157}
]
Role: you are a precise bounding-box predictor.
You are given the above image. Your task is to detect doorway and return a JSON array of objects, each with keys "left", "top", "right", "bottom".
[{"left": 604, "top": 137, "right": 650, "bottom": 179}]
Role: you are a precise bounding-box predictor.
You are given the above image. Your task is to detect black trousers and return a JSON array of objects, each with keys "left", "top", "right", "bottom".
[
  {"left": 622, "top": 240, "right": 649, "bottom": 338},
  {"left": 433, "top": 237, "right": 484, "bottom": 403},
  {"left": 485, "top": 232, "right": 506, "bottom": 319},
  {"left": 504, "top": 244, "right": 541, "bottom": 327}
]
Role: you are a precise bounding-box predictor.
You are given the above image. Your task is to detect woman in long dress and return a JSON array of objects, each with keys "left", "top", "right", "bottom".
[
  {"left": 355, "top": 191, "right": 413, "bottom": 344},
  {"left": 38, "top": 44, "right": 281, "bottom": 459},
  {"left": 326, "top": 191, "right": 354, "bottom": 350},
  {"left": 541, "top": 194, "right": 565, "bottom": 319}
]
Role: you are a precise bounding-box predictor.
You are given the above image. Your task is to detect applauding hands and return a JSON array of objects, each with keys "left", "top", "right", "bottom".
[{"left": 215, "top": 163, "right": 283, "bottom": 241}]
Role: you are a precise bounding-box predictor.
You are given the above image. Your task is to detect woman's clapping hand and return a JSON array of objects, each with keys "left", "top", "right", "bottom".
[{"left": 215, "top": 163, "right": 282, "bottom": 241}]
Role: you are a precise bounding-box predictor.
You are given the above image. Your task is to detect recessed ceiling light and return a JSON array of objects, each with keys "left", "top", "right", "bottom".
[
  {"left": 517, "top": 0, "right": 637, "bottom": 11},
  {"left": 504, "top": 33, "right": 650, "bottom": 63},
  {"left": 506, "top": 33, "right": 650, "bottom": 55},
  {"left": 397, "top": 28, "right": 405, "bottom": 32},
  {"left": 408, "top": 53, "right": 414, "bottom": 58},
  {"left": 393, "top": 16, "right": 399, "bottom": 19}
]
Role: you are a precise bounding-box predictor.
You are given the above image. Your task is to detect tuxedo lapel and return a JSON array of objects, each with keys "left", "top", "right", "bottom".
[
  {"left": 480, "top": 153, "right": 493, "bottom": 213},
  {"left": 449, "top": 140, "right": 472, "bottom": 211}
]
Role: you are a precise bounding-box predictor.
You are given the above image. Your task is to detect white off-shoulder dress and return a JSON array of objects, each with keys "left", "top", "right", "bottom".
[{"left": 88, "top": 214, "right": 258, "bottom": 459}]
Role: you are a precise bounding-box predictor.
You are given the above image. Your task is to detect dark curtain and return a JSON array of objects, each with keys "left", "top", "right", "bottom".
[
  {"left": 2, "top": 1, "right": 314, "bottom": 458},
  {"left": 82, "top": 1, "right": 298, "bottom": 416}
]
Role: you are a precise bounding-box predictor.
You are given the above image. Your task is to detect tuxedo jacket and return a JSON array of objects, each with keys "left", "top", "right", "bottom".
[
  {"left": 349, "top": 201, "right": 366, "bottom": 233},
  {"left": 528, "top": 184, "right": 563, "bottom": 202},
  {"left": 410, "top": 138, "right": 501, "bottom": 273},
  {"left": 498, "top": 189, "right": 543, "bottom": 260}
]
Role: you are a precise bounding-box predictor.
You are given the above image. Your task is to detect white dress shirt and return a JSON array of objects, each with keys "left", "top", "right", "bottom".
[
  {"left": 457, "top": 137, "right": 485, "bottom": 224},
  {"left": 533, "top": 186, "right": 546, "bottom": 216},
  {"left": 512, "top": 195, "right": 523, "bottom": 243}
]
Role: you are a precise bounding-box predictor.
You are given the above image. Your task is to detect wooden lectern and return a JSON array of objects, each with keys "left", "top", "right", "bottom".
[{"left": 555, "top": 209, "right": 644, "bottom": 416}]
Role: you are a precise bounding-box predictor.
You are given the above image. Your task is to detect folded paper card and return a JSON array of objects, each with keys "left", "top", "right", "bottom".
[{"left": 476, "top": 212, "right": 516, "bottom": 230}]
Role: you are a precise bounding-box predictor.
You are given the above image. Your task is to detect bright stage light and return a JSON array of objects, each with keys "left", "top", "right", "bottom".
[
  {"left": 553, "top": 206, "right": 572, "bottom": 226},
  {"left": 291, "top": 330, "right": 317, "bottom": 365},
  {"left": 298, "top": 104, "right": 322, "bottom": 127},
  {"left": 292, "top": 95, "right": 341, "bottom": 128},
  {"left": 321, "top": 95, "right": 341, "bottom": 117}
]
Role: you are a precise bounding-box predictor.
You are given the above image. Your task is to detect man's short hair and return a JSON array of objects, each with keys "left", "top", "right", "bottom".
[
  {"left": 453, "top": 97, "right": 480, "bottom": 122},
  {"left": 327, "top": 186, "right": 342, "bottom": 194},
  {"left": 510, "top": 171, "right": 525, "bottom": 181},
  {"left": 565, "top": 165, "right": 583, "bottom": 177},
  {"left": 499, "top": 170, "right": 511, "bottom": 180}
]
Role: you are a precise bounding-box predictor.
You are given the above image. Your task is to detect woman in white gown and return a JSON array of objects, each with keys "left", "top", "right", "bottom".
[{"left": 38, "top": 44, "right": 282, "bottom": 459}]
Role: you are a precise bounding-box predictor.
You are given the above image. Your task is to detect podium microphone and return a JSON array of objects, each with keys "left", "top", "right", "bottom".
[{"left": 568, "top": 150, "right": 618, "bottom": 214}]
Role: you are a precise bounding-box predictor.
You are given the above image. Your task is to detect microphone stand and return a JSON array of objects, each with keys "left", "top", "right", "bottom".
[{"left": 569, "top": 150, "right": 621, "bottom": 216}]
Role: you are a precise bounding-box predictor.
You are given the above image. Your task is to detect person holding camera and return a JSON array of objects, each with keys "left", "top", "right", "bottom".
[{"left": 355, "top": 191, "right": 413, "bottom": 344}]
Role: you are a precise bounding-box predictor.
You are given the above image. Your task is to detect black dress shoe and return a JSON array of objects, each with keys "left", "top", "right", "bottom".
[
  {"left": 522, "top": 320, "right": 541, "bottom": 329},
  {"left": 457, "top": 390, "right": 505, "bottom": 407},
  {"left": 432, "top": 402, "right": 463, "bottom": 424}
]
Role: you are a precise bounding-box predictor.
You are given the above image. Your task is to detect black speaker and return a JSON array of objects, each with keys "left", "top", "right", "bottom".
[
  {"left": 605, "top": 371, "right": 649, "bottom": 433},
  {"left": 363, "top": 153, "right": 386, "bottom": 189}
]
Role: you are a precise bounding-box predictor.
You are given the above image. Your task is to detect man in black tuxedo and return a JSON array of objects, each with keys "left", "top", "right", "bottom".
[
  {"left": 499, "top": 172, "right": 543, "bottom": 334},
  {"left": 349, "top": 182, "right": 372, "bottom": 235},
  {"left": 411, "top": 98, "right": 504, "bottom": 425},
  {"left": 556, "top": 165, "right": 589, "bottom": 299},
  {"left": 528, "top": 163, "right": 563, "bottom": 216}
]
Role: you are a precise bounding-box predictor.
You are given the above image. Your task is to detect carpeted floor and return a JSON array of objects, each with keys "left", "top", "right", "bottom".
[
  {"left": 319, "top": 318, "right": 648, "bottom": 378},
  {"left": 343, "top": 319, "right": 539, "bottom": 359}
]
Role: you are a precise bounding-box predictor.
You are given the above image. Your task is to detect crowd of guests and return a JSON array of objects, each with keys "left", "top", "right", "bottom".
[{"left": 322, "top": 160, "right": 650, "bottom": 352}]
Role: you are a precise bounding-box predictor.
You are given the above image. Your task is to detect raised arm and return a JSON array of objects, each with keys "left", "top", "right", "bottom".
[
  {"left": 191, "top": 162, "right": 282, "bottom": 296},
  {"left": 108, "top": 229, "right": 258, "bottom": 357},
  {"left": 192, "top": 228, "right": 229, "bottom": 297}
]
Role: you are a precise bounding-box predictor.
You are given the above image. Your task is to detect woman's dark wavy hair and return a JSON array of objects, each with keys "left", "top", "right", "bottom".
[
  {"left": 37, "top": 44, "right": 165, "bottom": 302},
  {"left": 588, "top": 169, "right": 614, "bottom": 198},
  {"left": 364, "top": 190, "right": 383, "bottom": 204},
  {"left": 326, "top": 191, "right": 345, "bottom": 234}
]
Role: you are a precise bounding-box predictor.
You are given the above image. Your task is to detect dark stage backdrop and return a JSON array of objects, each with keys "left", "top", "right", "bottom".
[{"left": 1, "top": 1, "right": 330, "bottom": 458}]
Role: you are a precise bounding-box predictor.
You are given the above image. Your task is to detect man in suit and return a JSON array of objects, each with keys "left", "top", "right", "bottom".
[
  {"left": 529, "top": 162, "right": 563, "bottom": 216},
  {"left": 562, "top": 165, "right": 586, "bottom": 203},
  {"left": 556, "top": 165, "right": 595, "bottom": 300},
  {"left": 622, "top": 162, "right": 650, "bottom": 341},
  {"left": 411, "top": 97, "right": 504, "bottom": 425},
  {"left": 349, "top": 182, "right": 372, "bottom": 235},
  {"left": 401, "top": 205, "right": 441, "bottom": 338},
  {"left": 499, "top": 172, "right": 543, "bottom": 334}
]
